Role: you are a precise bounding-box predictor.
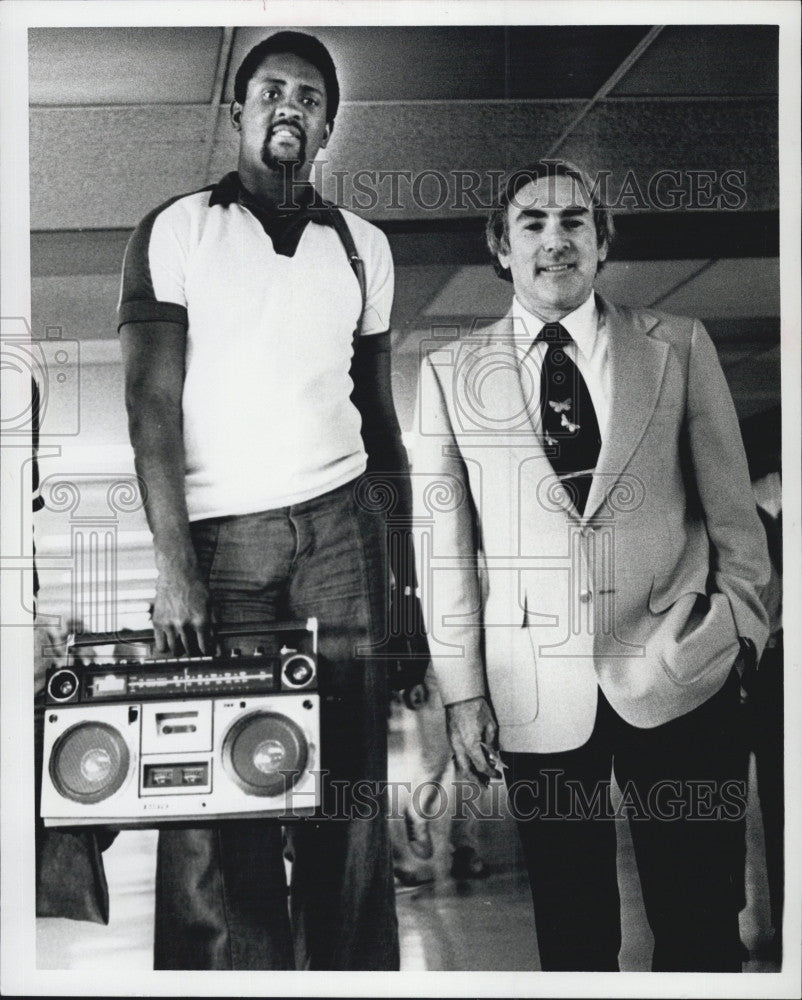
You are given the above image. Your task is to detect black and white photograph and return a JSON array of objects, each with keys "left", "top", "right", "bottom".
[{"left": 1, "top": 1, "right": 800, "bottom": 996}]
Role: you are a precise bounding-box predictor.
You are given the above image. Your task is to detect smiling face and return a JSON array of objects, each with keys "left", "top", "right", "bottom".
[
  {"left": 498, "top": 173, "right": 608, "bottom": 322},
  {"left": 231, "top": 51, "right": 331, "bottom": 182}
]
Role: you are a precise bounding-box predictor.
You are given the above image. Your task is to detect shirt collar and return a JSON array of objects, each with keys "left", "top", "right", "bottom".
[
  {"left": 513, "top": 291, "right": 599, "bottom": 360},
  {"left": 208, "top": 171, "right": 241, "bottom": 207},
  {"left": 208, "top": 171, "right": 330, "bottom": 214}
]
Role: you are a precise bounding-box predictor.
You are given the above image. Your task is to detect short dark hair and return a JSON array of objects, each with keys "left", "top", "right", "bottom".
[
  {"left": 233, "top": 31, "right": 340, "bottom": 124},
  {"left": 486, "top": 160, "right": 615, "bottom": 281}
]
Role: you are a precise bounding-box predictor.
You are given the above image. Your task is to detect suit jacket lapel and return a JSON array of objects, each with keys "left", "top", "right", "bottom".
[
  {"left": 478, "top": 312, "right": 578, "bottom": 519},
  {"left": 583, "top": 295, "right": 669, "bottom": 521}
]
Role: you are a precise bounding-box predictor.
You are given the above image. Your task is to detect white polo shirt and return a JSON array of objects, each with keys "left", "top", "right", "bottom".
[{"left": 119, "top": 174, "right": 394, "bottom": 520}]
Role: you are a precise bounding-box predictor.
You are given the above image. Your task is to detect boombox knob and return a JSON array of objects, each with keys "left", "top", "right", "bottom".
[
  {"left": 230, "top": 648, "right": 242, "bottom": 658},
  {"left": 47, "top": 668, "right": 79, "bottom": 703},
  {"left": 254, "top": 646, "right": 265, "bottom": 656},
  {"left": 282, "top": 654, "right": 315, "bottom": 688}
]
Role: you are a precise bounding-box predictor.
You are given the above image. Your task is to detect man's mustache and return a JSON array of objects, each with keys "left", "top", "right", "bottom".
[
  {"left": 262, "top": 121, "right": 308, "bottom": 168},
  {"left": 267, "top": 121, "right": 306, "bottom": 142}
]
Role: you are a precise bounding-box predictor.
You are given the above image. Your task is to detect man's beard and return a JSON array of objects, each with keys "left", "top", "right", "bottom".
[{"left": 261, "top": 131, "right": 308, "bottom": 173}]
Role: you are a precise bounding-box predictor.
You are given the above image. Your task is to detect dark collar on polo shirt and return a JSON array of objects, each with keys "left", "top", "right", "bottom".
[{"left": 209, "top": 171, "right": 335, "bottom": 258}]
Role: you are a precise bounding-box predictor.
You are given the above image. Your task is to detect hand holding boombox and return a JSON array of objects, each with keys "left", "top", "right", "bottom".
[{"left": 40, "top": 620, "right": 322, "bottom": 828}]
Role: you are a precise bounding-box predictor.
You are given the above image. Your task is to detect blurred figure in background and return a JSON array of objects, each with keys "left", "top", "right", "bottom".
[{"left": 393, "top": 666, "right": 489, "bottom": 887}]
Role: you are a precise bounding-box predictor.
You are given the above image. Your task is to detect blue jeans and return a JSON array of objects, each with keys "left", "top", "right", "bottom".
[{"left": 153, "top": 479, "right": 399, "bottom": 970}]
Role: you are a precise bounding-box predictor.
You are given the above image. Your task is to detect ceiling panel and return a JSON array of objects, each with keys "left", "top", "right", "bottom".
[
  {"left": 29, "top": 27, "right": 223, "bottom": 106},
  {"left": 227, "top": 26, "right": 655, "bottom": 104},
  {"left": 655, "top": 259, "right": 780, "bottom": 317},
  {"left": 556, "top": 99, "right": 778, "bottom": 213},
  {"left": 227, "top": 26, "right": 510, "bottom": 103},
  {"left": 30, "top": 106, "right": 212, "bottom": 229},
  {"left": 506, "top": 26, "right": 653, "bottom": 98},
  {"left": 612, "top": 25, "right": 778, "bottom": 97},
  {"left": 27, "top": 24, "right": 772, "bottom": 109}
]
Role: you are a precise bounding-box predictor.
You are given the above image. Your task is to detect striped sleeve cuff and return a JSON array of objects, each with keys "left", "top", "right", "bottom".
[{"left": 117, "top": 300, "right": 188, "bottom": 331}]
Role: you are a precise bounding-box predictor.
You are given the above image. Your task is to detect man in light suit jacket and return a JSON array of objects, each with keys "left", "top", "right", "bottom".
[{"left": 412, "top": 160, "right": 770, "bottom": 971}]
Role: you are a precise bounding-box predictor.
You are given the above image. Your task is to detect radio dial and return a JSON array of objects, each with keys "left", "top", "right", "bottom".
[
  {"left": 282, "top": 654, "right": 315, "bottom": 688},
  {"left": 47, "top": 669, "right": 79, "bottom": 703}
]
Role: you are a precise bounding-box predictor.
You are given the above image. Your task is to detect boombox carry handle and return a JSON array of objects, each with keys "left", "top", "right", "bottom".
[{"left": 67, "top": 617, "right": 319, "bottom": 655}]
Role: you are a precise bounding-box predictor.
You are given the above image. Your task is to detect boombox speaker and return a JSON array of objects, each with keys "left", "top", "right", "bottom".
[{"left": 40, "top": 620, "right": 321, "bottom": 827}]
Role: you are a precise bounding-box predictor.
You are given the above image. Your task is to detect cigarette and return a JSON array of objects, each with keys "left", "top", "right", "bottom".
[{"left": 480, "top": 742, "right": 508, "bottom": 770}]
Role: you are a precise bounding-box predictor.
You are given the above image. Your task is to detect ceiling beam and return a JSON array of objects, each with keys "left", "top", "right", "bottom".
[{"left": 544, "top": 26, "right": 665, "bottom": 158}]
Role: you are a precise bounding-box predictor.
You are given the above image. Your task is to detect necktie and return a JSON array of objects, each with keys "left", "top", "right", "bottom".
[{"left": 537, "top": 323, "right": 601, "bottom": 514}]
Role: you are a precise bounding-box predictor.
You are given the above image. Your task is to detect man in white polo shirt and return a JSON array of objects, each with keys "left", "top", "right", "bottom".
[{"left": 119, "top": 31, "right": 409, "bottom": 971}]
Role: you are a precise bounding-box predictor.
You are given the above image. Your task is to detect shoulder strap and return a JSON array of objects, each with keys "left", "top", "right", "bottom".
[{"left": 328, "top": 208, "right": 366, "bottom": 340}]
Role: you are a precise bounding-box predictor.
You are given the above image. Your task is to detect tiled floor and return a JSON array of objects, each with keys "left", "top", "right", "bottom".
[{"left": 36, "top": 698, "right": 780, "bottom": 974}]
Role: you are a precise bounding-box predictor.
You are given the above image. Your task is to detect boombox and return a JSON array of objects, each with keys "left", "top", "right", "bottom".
[{"left": 40, "top": 620, "right": 321, "bottom": 827}]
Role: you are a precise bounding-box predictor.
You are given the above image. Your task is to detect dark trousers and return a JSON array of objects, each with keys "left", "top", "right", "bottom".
[
  {"left": 503, "top": 670, "right": 744, "bottom": 972},
  {"left": 153, "top": 480, "right": 399, "bottom": 970}
]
